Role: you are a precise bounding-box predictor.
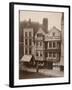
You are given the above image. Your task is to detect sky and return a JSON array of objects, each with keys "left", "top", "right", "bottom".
[{"left": 20, "top": 11, "right": 62, "bottom": 30}]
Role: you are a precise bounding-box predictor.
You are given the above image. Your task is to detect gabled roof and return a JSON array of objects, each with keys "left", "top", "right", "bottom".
[
  {"left": 49, "top": 26, "right": 61, "bottom": 33},
  {"left": 35, "top": 26, "right": 48, "bottom": 36}
]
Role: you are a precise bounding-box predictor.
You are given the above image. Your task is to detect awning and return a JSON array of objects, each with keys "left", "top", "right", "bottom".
[{"left": 21, "top": 55, "right": 32, "bottom": 62}]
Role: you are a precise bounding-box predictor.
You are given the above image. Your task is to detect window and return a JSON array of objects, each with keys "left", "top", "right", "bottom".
[
  {"left": 53, "top": 42, "right": 56, "bottom": 48},
  {"left": 49, "top": 52, "right": 52, "bottom": 57},
  {"left": 25, "top": 48, "right": 27, "bottom": 54},
  {"left": 57, "top": 53, "right": 59, "bottom": 57},
  {"left": 29, "top": 48, "right": 32, "bottom": 54},
  {"left": 25, "top": 39, "right": 27, "bottom": 45},
  {"left": 37, "top": 33, "right": 42, "bottom": 37},
  {"left": 36, "top": 41, "right": 38, "bottom": 46},
  {"left": 40, "top": 42, "right": 42, "bottom": 46},
  {"left": 36, "top": 52, "right": 38, "bottom": 56},
  {"left": 45, "top": 42, "right": 48, "bottom": 49},
  {"left": 29, "top": 39, "right": 32, "bottom": 46},
  {"left": 49, "top": 42, "right": 52, "bottom": 48},
  {"left": 53, "top": 52, "right": 56, "bottom": 58},
  {"left": 29, "top": 32, "right": 31, "bottom": 37},
  {"left": 53, "top": 32, "right": 55, "bottom": 36},
  {"left": 40, "top": 52, "right": 42, "bottom": 56},
  {"left": 45, "top": 52, "right": 48, "bottom": 57},
  {"left": 57, "top": 42, "right": 61, "bottom": 48},
  {"left": 25, "top": 32, "right": 27, "bottom": 37}
]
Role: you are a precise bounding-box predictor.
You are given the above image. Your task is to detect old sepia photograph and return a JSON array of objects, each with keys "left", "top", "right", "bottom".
[
  {"left": 19, "top": 11, "right": 64, "bottom": 79},
  {"left": 9, "top": 2, "right": 70, "bottom": 87}
]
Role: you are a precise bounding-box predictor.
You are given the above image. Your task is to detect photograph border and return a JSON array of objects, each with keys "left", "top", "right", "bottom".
[{"left": 9, "top": 2, "right": 70, "bottom": 87}]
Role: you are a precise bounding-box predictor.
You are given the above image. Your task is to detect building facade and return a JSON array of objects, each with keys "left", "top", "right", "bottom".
[
  {"left": 34, "top": 27, "right": 45, "bottom": 65},
  {"left": 23, "top": 28, "right": 34, "bottom": 55},
  {"left": 21, "top": 18, "right": 62, "bottom": 70},
  {"left": 44, "top": 26, "right": 61, "bottom": 69}
]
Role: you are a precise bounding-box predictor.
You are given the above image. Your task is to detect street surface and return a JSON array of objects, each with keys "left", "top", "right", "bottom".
[{"left": 19, "top": 67, "right": 64, "bottom": 79}]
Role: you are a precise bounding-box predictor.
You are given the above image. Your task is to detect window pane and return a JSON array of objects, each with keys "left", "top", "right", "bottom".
[
  {"left": 29, "top": 39, "right": 32, "bottom": 46},
  {"left": 45, "top": 52, "right": 48, "bottom": 57},
  {"left": 49, "top": 42, "right": 52, "bottom": 48},
  {"left": 36, "top": 52, "right": 38, "bottom": 56},
  {"left": 37, "top": 33, "right": 42, "bottom": 37},
  {"left": 40, "top": 52, "right": 42, "bottom": 56},
  {"left": 25, "top": 39, "right": 27, "bottom": 45},
  {"left": 40, "top": 42, "right": 42, "bottom": 46},
  {"left": 53, "top": 42, "right": 56, "bottom": 48},
  {"left": 53, "top": 52, "right": 56, "bottom": 57},
  {"left": 29, "top": 48, "right": 32, "bottom": 54},
  {"left": 49, "top": 52, "right": 52, "bottom": 57},
  {"left": 25, "top": 48, "right": 27, "bottom": 54},
  {"left": 29, "top": 32, "right": 31, "bottom": 37},
  {"left": 36, "top": 41, "right": 38, "bottom": 46},
  {"left": 25, "top": 32, "right": 27, "bottom": 37}
]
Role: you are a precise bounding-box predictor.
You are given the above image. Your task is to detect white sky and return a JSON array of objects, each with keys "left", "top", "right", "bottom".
[{"left": 20, "top": 11, "right": 62, "bottom": 30}]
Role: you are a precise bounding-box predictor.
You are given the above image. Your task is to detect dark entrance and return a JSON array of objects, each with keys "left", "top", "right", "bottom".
[{"left": 47, "top": 62, "right": 53, "bottom": 69}]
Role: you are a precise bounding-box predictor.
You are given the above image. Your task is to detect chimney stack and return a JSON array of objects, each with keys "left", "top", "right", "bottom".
[{"left": 43, "top": 18, "right": 48, "bottom": 32}]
